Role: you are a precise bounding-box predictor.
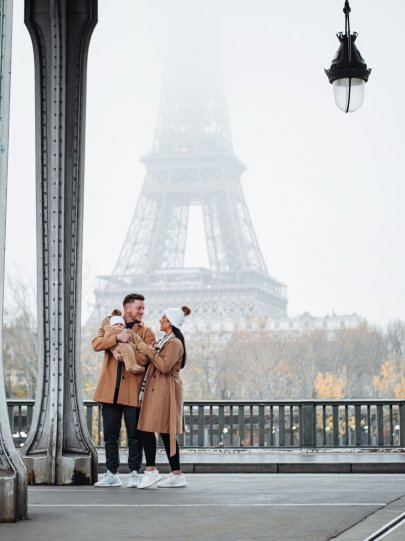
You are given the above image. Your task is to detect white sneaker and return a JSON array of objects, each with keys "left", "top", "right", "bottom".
[
  {"left": 94, "top": 470, "right": 122, "bottom": 487},
  {"left": 157, "top": 473, "right": 187, "bottom": 488},
  {"left": 127, "top": 471, "right": 139, "bottom": 488},
  {"left": 137, "top": 469, "right": 162, "bottom": 489}
]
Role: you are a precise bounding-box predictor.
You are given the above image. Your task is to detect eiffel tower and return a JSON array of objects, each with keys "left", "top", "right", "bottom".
[{"left": 94, "top": 51, "right": 287, "bottom": 328}]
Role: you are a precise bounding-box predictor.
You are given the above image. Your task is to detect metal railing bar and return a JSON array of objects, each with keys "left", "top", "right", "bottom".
[{"left": 6, "top": 399, "right": 405, "bottom": 450}]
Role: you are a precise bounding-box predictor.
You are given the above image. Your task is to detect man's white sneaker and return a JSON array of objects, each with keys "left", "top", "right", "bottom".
[
  {"left": 127, "top": 471, "right": 139, "bottom": 488},
  {"left": 137, "top": 469, "right": 162, "bottom": 489},
  {"left": 157, "top": 473, "right": 187, "bottom": 488},
  {"left": 94, "top": 470, "right": 122, "bottom": 487}
]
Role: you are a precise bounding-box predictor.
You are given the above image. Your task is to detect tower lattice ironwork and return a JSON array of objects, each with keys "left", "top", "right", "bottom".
[{"left": 94, "top": 57, "right": 287, "bottom": 327}]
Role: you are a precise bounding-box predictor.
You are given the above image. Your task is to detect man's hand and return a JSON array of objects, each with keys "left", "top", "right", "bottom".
[
  {"left": 112, "top": 349, "right": 124, "bottom": 362},
  {"left": 116, "top": 329, "right": 131, "bottom": 343}
]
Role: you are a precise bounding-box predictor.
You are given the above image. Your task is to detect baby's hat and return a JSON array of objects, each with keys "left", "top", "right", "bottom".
[{"left": 110, "top": 308, "right": 125, "bottom": 327}]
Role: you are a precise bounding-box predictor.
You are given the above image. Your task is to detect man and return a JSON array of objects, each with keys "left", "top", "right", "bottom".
[{"left": 92, "top": 293, "right": 156, "bottom": 487}]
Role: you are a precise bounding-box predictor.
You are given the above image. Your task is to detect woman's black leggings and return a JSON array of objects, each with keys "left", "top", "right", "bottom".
[{"left": 140, "top": 431, "right": 181, "bottom": 471}]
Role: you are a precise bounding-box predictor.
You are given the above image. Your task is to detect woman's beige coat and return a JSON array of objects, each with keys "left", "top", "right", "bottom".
[
  {"left": 137, "top": 336, "right": 184, "bottom": 456},
  {"left": 92, "top": 317, "right": 155, "bottom": 407}
]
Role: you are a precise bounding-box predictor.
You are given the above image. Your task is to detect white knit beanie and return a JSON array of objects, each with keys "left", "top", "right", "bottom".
[
  {"left": 110, "top": 315, "right": 125, "bottom": 326},
  {"left": 164, "top": 305, "right": 191, "bottom": 329}
]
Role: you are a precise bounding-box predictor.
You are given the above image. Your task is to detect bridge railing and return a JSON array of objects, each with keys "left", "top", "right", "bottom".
[{"left": 7, "top": 399, "right": 405, "bottom": 449}]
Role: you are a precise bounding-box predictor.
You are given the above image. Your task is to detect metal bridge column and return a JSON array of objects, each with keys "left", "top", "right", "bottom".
[
  {"left": 0, "top": 0, "right": 28, "bottom": 521},
  {"left": 21, "top": 0, "right": 98, "bottom": 485}
]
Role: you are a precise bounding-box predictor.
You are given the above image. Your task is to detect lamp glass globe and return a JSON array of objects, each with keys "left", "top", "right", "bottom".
[{"left": 333, "top": 78, "right": 365, "bottom": 112}]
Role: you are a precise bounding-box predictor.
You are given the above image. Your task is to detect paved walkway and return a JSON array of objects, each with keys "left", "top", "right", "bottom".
[{"left": 2, "top": 474, "right": 405, "bottom": 540}]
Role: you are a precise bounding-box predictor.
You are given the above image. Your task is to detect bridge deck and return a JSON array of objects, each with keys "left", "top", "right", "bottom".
[{"left": 2, "top": 474, "right": 405, "bottom": 540}]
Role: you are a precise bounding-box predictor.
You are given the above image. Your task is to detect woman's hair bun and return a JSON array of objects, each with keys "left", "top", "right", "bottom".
[
  {"left": 181, "top": 305, "right": 192, "bottom": 317},
  {"left": 111, "top": 308, "right": 122, "bottom": 316}
]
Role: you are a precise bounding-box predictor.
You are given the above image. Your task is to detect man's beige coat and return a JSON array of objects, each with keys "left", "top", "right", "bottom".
[{"left": 92, "top": 317, "right": 155, "bottom": 407}]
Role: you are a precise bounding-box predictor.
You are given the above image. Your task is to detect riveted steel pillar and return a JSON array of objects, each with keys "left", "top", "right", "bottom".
[
  {"left": 21, "top": 0, "right": 98, "bottom": 485},
  {"left": 0, "top": 0, "right": 28, "bottom": 521}
]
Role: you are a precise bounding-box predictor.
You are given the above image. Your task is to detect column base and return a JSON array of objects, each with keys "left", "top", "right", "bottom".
[
  {"left": 23, "top": 454, "right": 96, "bottom": 485},
  {"left": 0, "top": 471, "right": 27, "bottom": 522}
]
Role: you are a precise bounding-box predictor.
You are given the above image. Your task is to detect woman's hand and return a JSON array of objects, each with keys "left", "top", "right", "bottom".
[{"left": 133, "top": 335, "right": 154, "bottom": 357}]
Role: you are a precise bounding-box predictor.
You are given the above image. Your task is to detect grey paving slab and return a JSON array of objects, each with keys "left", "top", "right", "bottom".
[
  {"left": 1, "top": 474, "right": 405, "bottom": 541},
  {"left": 334, "top": 502, "right": 405, "bottom": 541}
]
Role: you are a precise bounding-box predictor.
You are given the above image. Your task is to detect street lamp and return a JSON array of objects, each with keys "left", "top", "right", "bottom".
[{"left": 325, "top": 1, "right": 371, "bottom": 113}]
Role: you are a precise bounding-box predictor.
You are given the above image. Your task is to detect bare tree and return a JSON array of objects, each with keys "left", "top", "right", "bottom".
[
  {"left": 78, "top": 305, "right": 405, "bottom": 401},
  {"left": 3, "top": 276, "right": 37, "bottom": 398}
]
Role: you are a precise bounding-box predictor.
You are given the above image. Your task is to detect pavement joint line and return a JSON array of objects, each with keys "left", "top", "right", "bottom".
[
  {"left": 29, "top": 503, "right": 387, "bottom": 508},
  {"left": 362, "top": 512, "right": 405, "bottom": 541}
]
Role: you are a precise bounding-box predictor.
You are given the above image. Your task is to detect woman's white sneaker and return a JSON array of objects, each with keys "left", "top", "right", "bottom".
[
  {"left": 137, "top": 469, "right": 162, "bottom": 489},
  {"left": 157, "top": 473, "right": 187, "bottom": 488}
]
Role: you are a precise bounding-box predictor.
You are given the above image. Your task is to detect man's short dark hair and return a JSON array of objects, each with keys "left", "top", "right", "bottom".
[{"left": 123, "top": 293, "right": 145, "bottom": 306}]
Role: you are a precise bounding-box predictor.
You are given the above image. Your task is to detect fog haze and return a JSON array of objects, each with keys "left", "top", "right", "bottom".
[{"left": 6, "top": 0, "right": 405, "bottom": 327}]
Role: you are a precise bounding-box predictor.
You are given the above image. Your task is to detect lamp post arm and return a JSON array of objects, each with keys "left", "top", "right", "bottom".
[{"left": 344, "top": 1, "right": 352, "bottom": 61}]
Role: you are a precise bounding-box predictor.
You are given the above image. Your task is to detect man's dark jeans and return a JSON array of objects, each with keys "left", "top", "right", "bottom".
[{"left": 101, "top": 402, "right": 142, "bottom": 474}]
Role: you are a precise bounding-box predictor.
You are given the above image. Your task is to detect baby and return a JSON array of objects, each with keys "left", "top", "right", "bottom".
[{"left": 104, "top": 309, "right": 145, "bottom": 375}]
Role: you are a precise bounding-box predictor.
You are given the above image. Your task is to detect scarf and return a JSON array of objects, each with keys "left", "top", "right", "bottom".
[{"left": 138, "top": 333, "right": 174, "bottom": 403}]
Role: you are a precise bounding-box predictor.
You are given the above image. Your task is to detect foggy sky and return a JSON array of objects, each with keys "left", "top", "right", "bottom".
[{"left": 6, "top": 0, "right": 405, "bottom": 327}]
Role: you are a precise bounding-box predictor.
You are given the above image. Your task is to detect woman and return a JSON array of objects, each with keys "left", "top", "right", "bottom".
[{"left": 133, "top": 305, "right": 191, "bottom": 489}]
